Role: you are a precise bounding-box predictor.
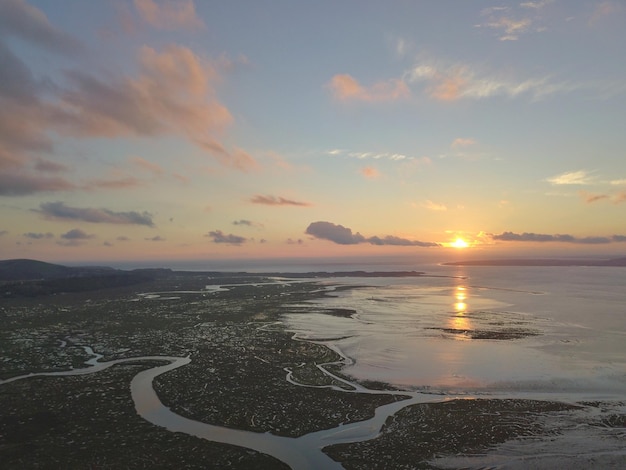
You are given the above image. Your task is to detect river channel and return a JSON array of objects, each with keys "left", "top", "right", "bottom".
[{"left": 1, "top": 341, "right": 449, "bottom": 469}]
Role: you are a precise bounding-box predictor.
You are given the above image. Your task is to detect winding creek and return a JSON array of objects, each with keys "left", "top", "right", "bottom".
[{"left": 1, "top": 341, "right": 448, "bottom": 469}]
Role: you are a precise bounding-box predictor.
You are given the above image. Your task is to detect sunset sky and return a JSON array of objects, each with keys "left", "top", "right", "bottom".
[{"left": 1, "top": 0, "right": 625, "bottom": 265}]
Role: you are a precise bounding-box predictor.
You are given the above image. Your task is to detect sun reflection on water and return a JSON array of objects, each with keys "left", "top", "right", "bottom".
[{"left": 450, "top": 285, "right": 472, "bottom": 339}]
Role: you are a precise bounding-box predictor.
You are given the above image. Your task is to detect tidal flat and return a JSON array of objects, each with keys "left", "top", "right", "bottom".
[{"left": 1, "top": 270, "right": 625, "bottom": 469}]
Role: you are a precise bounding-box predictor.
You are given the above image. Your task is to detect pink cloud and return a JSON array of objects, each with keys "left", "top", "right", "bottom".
[
  {"left": 59, "top": 45, "right": 232, "bottom": 139},
  {"left": 590, "top": 1, "right": 623, "bottom": 25},
  {"left": 131, "top": 156, "right": 164, "bottom": 175},
  {"left": 579, "top": 190, "right": 609, "bottom": 203},
  {"left": 613, "top": 190, "right": 626, "bottom": 204},
  {"left": 360, "top": 166, "right": 380, "bottom": 179},
  {"left": 430, "top": 74, "right": 466, "bottom": 101},
  {"left": 197, "top": 139, "right": 259, "bottom": 172},
  {"left": 328, "top": 74, "right": 410, "bottom": 102},
  {"left": 134, "top": 0, "right": 204, "bottom": 31}
]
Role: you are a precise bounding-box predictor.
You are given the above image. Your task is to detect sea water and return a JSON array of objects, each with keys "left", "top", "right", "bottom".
[{"left": 284, "top": 264, "right": 626, "bottom": 396}]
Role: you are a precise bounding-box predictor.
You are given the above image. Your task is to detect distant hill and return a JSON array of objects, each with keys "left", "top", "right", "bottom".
[
  {"left": 0, "top": 259, "right": 115, "bottom": 282},
  {"left": 443, "top": 257, "right": 626, "bottom": 267},
  {"left": 0, "top": 259, "right": 170, "bottom": 297}
]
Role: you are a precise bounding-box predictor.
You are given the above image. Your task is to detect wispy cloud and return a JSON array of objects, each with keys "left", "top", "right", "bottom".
[
  {"left": 589, "top": 1, "right": 624, "bottom": 25},
  {"left": 250, "top": 195, "right": 311, "bottom": 207},
  {"left": 492, "top": 231, "right": 626, "bottom": 244},
  {"left": 327, "top": 149, "right": 415, "bottom": 162},
  {"left": 0, "top": 173, "right": 76, "bottom": 196},
  {"left": 37, "top": 201, "right": 155, "bottom": 226},
  {"left": 520, "top": 1, "right": 554, "bottom": 10},
  {"left": 451, "top": 138, "right": 477, "bottom": 149},
  {"left": 477, "top": 1, "right": 553, "bottom": 41},
  {"left": 23, "top": 232, "right": 54, "bottom": 239},
  {"left": 484, "top": 16, "right": 532, "bottom": 41},
  {"left": 131, "top": 156, "right": 164, "bottom": 175},
  {"left": 197, "top": 139, "right": 259, "bottom": 172},
  {"left": 327, "top": 74, "right": 410, "bottom": 102},
  {"left": 580, "top": 190, "right": 626, "bottom": 204},
  {"left": 133, "top": 0, "right": 204, "bottom": 31},
  {"left": 579, "top": 191, "right": 609, "bottom": 203},
  {"left": 145, "top": 235, "right": 165, "bottom": 241},
  {"left": 233, "top": 219, "right": 264, "bottom": 228},
  {"left": 205, "top": 230, "right": 246, "bottom": 245},
  {"left": 422, "top": 200, "right": 448, "bottom": 211},
  {"left": 34, "top": 158, "right": 69, "bottom": 173},
  {"left": 405, "top": 60, "right": 576, "bottom": 102},
  {"left": 546, "top": 170, "right": 594, "bottom": 185},
  {"left": 305, "top": 221, "right": 439, "bottom": 247}
]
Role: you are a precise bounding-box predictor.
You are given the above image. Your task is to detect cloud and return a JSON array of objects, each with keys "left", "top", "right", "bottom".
[
  {"left": 306, "top": 221, "right": 365, "bottom": 245},
  {"left": 116, "top": 235, "right": 130, "bottom": 241},
  {"left": 250, "top": 195, "right": 311, "bottom": 207},
  {"left": 197, "top": 139, "right": 259, "bottom": 172},
  {"left": 583, "top": 189, "right": 626, "bottom": 204},
  {"left": 59, "top": 45, "right": 231, "bottom": 138},
  {"left": 286, "top": 238, "right": 304, "bottom": 245},
  {"left": 233, "top": 219, "right": 264, "bottom": 228},
  {"left": 590, "top": 1, "right": 624, "bottom": 25},
  {"left": 404, "top": 60, "right": 577, "bottom": 102},
  {"left": 85, "top": 176, "right": 142, "bottom": 190},
  {"left": 205, "top": 230, "right": 246, "bottom": 245},
  {"left": 0, "top": 0, "right": 83, "bottom": 55},
  {"left": 0, "top": 173, "right": 76, "bottom": 195},
  {"left": 422, "top": 200, "right": 448, "bottom": 211},
  {"left": 34, "top": 158, "right": 69, "bottom": 173},
  {"left": 0, "top": 13, "right": 254, "bottom": 195},
  {"left": 485, "top": 16, "right": 532, "bottom": 41},
  {"left": 134, "top": 0, "right": 204, "bottom": 31},
  {"left": 0, "top": 36, "right": 252, "bottom": 183},
  {"left": 131, "top": 156, "right": 164, "bottom": 175},
  {"left": 23, "top": 232, "right": 54, "bottom": 239},
  {"left": 451, "top": 138, "right": 477, "bottom": 148},
  {"left": 37, "top": 201, "right": 154, "bottom": 226},
  {"left": 360, "top": 166, "right": 380, "bottom": 179},
  {"left": 0, "top": 230, "right": 8, "bottom": 236},
  {"left": 328, "top": 149, "right": 412, "bottom": 162},
  {"left": 61, "top": 228, "right": 94, "bottom": 240},
  {"left": 579, "top": 191, "right": 609, "bottom": 203},
  {"left": 145, "top": 235, "right": 165, "bottom": 241},
  {"left": 546, "top": 170, "right": 594, "bottom": 185},
  {"left": 491, "top": 231, "right": 626, "bottom": 244},
  {"left": 610, "top": 179, "right": 626, "bottom": 186},
  {"left": 520, "top": 1, "right": 553, "bottom": 9},
  {"left": 305, "top": 221, "right": 439, "bottom": 247},
  {"left": 327, "top": 74, "right": 410, "bottom": 102}
]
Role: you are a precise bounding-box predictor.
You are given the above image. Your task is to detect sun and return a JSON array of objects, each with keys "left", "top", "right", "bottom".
[{"left": 451, "top": 237, "right": 469, "bottom": 249}]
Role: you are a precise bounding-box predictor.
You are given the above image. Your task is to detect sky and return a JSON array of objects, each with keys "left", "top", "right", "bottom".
[{"left": 1, "top": 0, "right": 625, "bottom": 265}]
